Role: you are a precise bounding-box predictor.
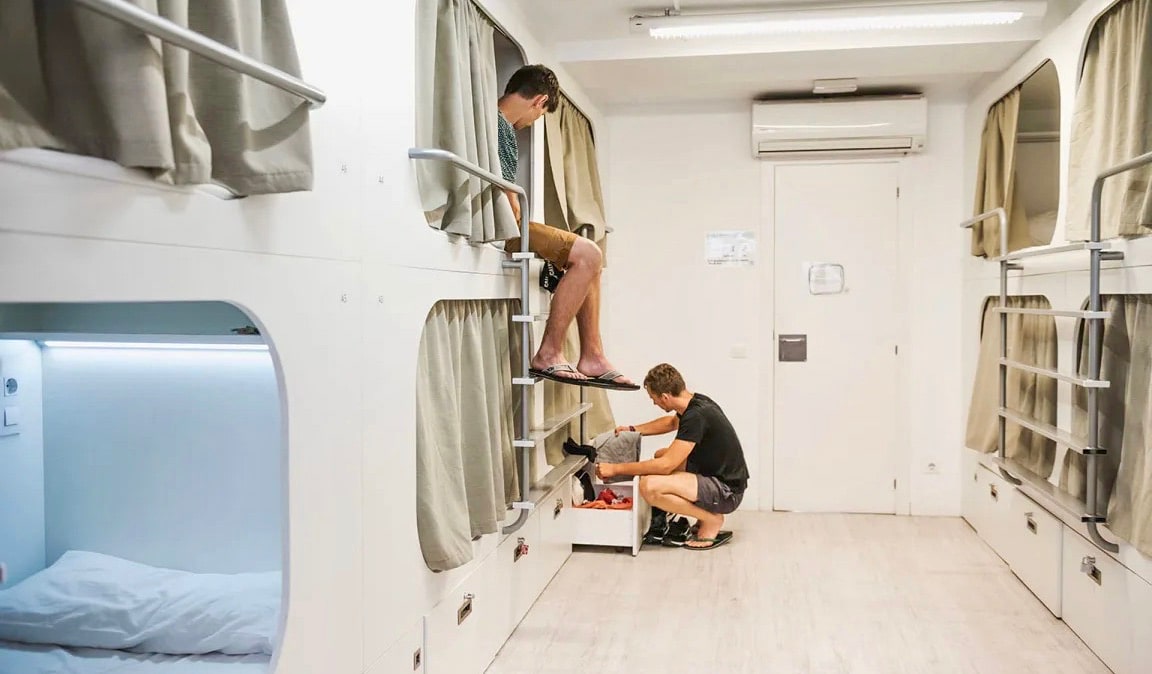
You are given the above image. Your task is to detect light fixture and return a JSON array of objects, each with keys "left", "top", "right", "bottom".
[
  {"left": 41, "top": 340, "right": 269, "bottom": 351},
  {"left": 630, "top": 1, "right": 1046, "bottom": 39}
]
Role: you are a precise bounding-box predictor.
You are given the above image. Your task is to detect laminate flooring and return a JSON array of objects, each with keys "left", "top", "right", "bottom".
[{"left": 486, "top": 512, "right": 1110, "bottom": 674}]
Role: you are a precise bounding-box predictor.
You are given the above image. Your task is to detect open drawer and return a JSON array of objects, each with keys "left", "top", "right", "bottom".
[{"left": 563, "top": 476, "right": 650, "bottom": 556}]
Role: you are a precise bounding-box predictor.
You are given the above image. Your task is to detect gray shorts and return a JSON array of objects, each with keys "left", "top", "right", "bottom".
[{"left": 694, "top": 474, "right": 744, "bottom": 515}]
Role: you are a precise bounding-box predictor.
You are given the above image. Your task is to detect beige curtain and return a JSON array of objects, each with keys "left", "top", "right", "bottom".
[
  {"left": 1067, "top": 0, "right": 1152, "bottom": 240},
  {"left": 415, "top": 0, "right": 518, "bottom": 243},
  {"left": 541, "top": 324, "right": 616, "bottom": 466},
  {"left": 965, "top": 296, "right": 1059, "bottom": 477},
  {"left": 971, "top": 88, "right": 1032, "bottom": 257},
  {"left": 416, "top": 299, "right": 520, "bottom": 572},
  {"left": 1062, "top": 296, "right": 1152, "bottom": 555},
  {"left": 544, "top": 94, "right": 608, "bottom": 242},
  {"left": 0, "top": 0, "right": 313, "bottom": 195}
]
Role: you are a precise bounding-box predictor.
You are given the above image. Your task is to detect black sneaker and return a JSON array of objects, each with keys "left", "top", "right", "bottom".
[
  {"left": 661, "top": 516, "right": 692, "bottom": 547},
  {"left": 643, "top": 511, "right": 669, "bottom": 545}
]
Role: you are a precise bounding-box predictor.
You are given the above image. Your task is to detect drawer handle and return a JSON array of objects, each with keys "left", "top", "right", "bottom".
[
  {"left": 1081, "top": 556, "right": 1102, "bottom": 586},
  {"left": 457, "top": 593, "right": 474, "bottom": 624},
  {"left": 413, "top": 648, "right": 422, "bottom": 671},
  {"left": 989, "top": 484, "right": 998, "bottom": 501},
  {"left": 1025, "top": 512, "right": 1037, "bottom": 534},
  {"left": 514, "top": 537, "right": 529, "bottom": 562},
  {"left": 554, "top": 498, "right": 563, "bottom": 519}
]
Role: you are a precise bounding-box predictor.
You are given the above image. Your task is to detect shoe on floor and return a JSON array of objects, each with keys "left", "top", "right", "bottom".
[{"left": 661, "top": 516, "right": 692, "bottom": 547}]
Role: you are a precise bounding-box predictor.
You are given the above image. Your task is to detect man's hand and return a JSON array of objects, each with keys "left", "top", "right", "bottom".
[
  {"left": 614, "top": 425, "right": 630, "bottom": 436},
  {"left": 595, "top": 463, "right": 616, "bottom": 480}
]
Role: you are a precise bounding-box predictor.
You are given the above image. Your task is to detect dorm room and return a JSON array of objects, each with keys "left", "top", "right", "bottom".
[{"left": 0, "top": 0, "right": 1150, "bottom": 673}]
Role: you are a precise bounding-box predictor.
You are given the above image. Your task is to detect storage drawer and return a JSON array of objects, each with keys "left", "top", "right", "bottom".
[
  {"left": 565, "top": 477, "right": 641, "bottom": 552},
  {"left": 366, "top": 618, "right": 425, "bottom": 674},
  {"left": 962, "top": 450, "right": 987, "bottom": 534},
  {"left": 536, "top": 482, "right": 573, "bottom": 592},
  {"left": 1062, "top": 530, "right": 1133, "bottom": 674},
  {"left": 1007, "top": 491, "right": 1062, "bottom": 616},
  {"left": 424, "top": 579, "right": 482, "bottom": 674},
  {"left": 975, "top": 462, "right": 1017, "bottom": 565}
]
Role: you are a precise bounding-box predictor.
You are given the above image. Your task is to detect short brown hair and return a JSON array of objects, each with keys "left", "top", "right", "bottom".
[
  {"left": 504, "top": 64, "right": 559, "bottom": 112},
  {"left": 644, "top": 363, "right": 686, "bottom": 397}
]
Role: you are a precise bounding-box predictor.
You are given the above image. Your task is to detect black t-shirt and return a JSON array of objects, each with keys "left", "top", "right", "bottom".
[{"left": 675, "top": 393, "right": 750, "bottom": 492}]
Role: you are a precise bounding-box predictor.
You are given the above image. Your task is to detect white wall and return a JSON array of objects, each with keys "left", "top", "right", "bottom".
[
  {"left": 42, "top": 345, "right": 282, "bottom": 574},
  {"left": 0, "top": 340, "right": 44, "bottom": 586},
  {"left": 604, "top": 101, "right": 966, "bottom": 516}
]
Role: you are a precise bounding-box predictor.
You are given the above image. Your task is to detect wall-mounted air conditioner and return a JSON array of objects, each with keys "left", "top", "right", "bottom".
[{"left": 752, "top": 95, "right": 927, "bottom": 158}]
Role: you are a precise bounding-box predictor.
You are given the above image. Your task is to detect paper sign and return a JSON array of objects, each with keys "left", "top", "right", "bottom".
[{"left": 706, "top": 231, "right": 756, "bottom": 267}]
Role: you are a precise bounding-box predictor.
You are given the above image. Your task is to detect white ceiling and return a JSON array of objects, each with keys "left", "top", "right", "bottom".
[{"left": 509, "top": 0, "right": 1080, "bottom": 111}]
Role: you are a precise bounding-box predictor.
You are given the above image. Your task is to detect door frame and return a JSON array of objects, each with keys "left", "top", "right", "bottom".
[{"left": 757, "top": 158, "right": 913, "bottom": 515}]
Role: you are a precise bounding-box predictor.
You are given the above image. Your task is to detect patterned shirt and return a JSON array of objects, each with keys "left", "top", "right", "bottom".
[{"left": 497, "top": 111, "right": 518, "bottom": 182}]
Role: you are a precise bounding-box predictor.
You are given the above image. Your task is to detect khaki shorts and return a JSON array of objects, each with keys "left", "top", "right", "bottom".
[{"left": 506, "top": 221, "right": 577, "bottom": 267}]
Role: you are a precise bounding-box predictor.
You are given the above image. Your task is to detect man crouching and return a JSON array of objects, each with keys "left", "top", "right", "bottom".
[{"left": 596, "top": 363, "right": 750, "bottom": 550}]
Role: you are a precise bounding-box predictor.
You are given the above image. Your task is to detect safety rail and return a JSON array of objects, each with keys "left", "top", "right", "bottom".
[
  {"left": 72, "top": 0, "right": 327, "bottom": 109},
  {"left": 408, "top": 146, "right": 590, "bottom": 535},
  {"left": 961, "top": 150, "right": 1152, "bottom": 553}
]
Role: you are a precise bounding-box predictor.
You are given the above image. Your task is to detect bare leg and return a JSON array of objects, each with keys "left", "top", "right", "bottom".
[
  {"left": 532, "top": 239, "right": 599, "bottom": 381},
  {"left": 638, "top": 473, "right": 724, "bottom": 548},
  {"left": 569, "top": 240, "right": 636, "bottom": 387}
]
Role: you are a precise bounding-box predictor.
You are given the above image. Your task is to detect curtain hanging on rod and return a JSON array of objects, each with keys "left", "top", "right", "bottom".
[
  {"left": 414, "top": 0, "right": 518, "bottom": 243},
  {"left": 0, "top": 0, "right": 313, "bottom": 195},
  {"left": 416, "top": 299, "right": 521, "bottom": 572},
  {"left": 1063, "top": 295, "right": 1152, "bottom": 556},
  {"left": 1067, "top": 0, "right": 1152, "bottom": 240},
  {"left": 970, "top": 88, "right": 1032, "bottom": 257},
  {"left": 965, "top": 296, "right": 1058, "bottom": 477}
]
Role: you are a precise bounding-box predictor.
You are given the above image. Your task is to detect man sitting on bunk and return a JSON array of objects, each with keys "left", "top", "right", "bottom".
[
  {"left": 596, "top": 364, "right": 750, "bottom": 550},
  {"left": 497, "top": 64, "right": 638, "bottom": 391}
]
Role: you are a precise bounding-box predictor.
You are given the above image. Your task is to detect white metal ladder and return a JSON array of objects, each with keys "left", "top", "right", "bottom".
[
  {"left": 961, "top": 149, "right": 1152, "bottom": 554},
  {"left": 409, "top": 148, "right": 591, "bottom": 535}
]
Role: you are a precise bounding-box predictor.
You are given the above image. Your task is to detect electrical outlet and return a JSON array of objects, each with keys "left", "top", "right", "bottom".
[{"left": 923, "top": 461, "right": 939, "bottom": 475}]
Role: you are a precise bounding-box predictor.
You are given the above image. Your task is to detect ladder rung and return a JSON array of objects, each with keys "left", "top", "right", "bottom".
[
  {"left": 999, "top": 359, "right": 1110, "bottom": 388},
  {"left": 512, "top": 377, "right": 539, "bottom": 386},
  {"left": 994, "top": 308, "right": 1110, "bottom": 319},
  {"left": 998, "top": 408, "right": 1099, "bottom": 453},
  {"left": 512, "top": 314, "right": 548, "bottom": 323},
  {"left": 510, "top": 501, "right": 535, "bottom": 511},
  {"left": 531, "top": 403, "right": 593, "bottom": 444},
  {"left": 991, "top": 241, "right": 1110, "bottom": 262},
  {"left": 513, "top": 440, "right": 536, "bottom": 448},
  {"left": 510, "top": 252, "right": 535, "bottom": 260}
]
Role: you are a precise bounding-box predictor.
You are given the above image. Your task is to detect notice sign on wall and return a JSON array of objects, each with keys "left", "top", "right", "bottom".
[{"left": 705, "top": 231, "right": 756, "bottom": 267}]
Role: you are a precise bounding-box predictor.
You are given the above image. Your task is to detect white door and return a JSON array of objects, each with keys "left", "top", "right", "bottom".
[{"left": 772, "top": 162, "right": 900, "bottom": 514}]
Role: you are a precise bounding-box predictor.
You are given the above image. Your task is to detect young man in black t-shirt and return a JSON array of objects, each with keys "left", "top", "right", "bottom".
[{"left": 596, "top": 363, "right": 750, "bottom": 550}]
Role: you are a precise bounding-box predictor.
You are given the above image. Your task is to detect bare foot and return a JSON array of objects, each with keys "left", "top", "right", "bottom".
[
  {"left": 686, "top": 514, "right": 724, "bottom": 549},
  {"left": 531, "top": 351, "right": 587, "bottom": 382},
  {"left": 576, "top": 356, "right": 637, "bottom": 388}
]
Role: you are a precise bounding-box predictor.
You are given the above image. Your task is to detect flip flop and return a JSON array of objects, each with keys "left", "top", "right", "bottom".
[
  {"left": 580, "top": 369, "right": 641, "bottom": 391},
  {"left": 529, "top": 363, "right": 590, "bottom": 386},
  {"left": 685, "top": 530, "right": 734, "bottom": 550}
]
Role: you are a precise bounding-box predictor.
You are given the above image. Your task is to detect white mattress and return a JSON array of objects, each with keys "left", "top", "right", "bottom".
[{"left": 0, "top": 640, "right": 271, "bottom": 674}]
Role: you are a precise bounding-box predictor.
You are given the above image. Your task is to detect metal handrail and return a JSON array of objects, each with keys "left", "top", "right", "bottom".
[
  {"left": 72, "top": 0, "right": 326, "bottom": 109},
  {"left": 407, "top": 146, "right": 534, "bottom": 534},
  {"left": 1084, "top": 149, "right": 1152, "bottom": 552},
  {"left": 961, "top": 208, "right": 1010, "bottom": 465}
]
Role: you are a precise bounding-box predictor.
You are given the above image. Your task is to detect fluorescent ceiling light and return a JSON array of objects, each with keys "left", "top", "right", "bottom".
[
  {"left": 632, "top": 1, "right": 1046, "bottom": 39},
  {"left": 41, "top": 341, "right": 268, "bottom": 351}
]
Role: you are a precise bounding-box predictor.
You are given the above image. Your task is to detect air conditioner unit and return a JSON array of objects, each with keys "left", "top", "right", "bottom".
[{"left": 752, "top": 95, "right": 927, "bottom": 158}]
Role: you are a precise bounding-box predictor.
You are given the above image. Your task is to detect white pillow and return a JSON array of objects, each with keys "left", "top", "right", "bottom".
[{"left": 0, "top": 550, "right": 280, "bottom": 655}]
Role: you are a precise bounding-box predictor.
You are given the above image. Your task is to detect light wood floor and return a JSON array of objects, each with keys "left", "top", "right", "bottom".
[{"left": 486, "top": 512, "right": 1111, "bottom": 674}]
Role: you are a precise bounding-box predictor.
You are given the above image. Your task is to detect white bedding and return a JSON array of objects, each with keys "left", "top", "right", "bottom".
[{"left": 0, "top": 640, "right": 271, "bottom": 674}]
